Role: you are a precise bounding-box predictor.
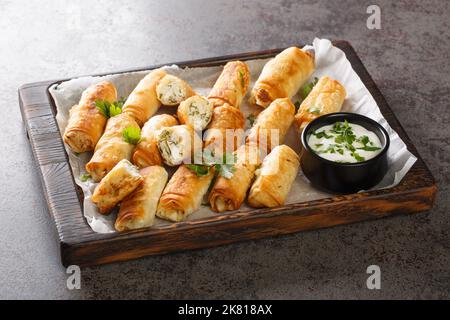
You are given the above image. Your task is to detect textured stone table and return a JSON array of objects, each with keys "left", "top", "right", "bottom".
[{"left": 1, "top": 0, "right": 448, "bottom": 299}]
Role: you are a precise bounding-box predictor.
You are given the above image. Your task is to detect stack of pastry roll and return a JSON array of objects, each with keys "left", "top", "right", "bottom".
[
  {"left": 132, "top": 114, "right": 178, "bottom": 168},
  {"left": 294, "top": 76, "right": 346, "bottom": 131},
  {"left": 249, "top": 47, "right": 315, "bottom": 108},
  {"left": 207, "top": 61, "right": 250, "bottom": 108},
  {"left": 209, "top": 98, "right": 296, "bottom": 212},
  {"left": 248, "top": 145, "right": 300, "bottom": 208},
  {"left": 63, "top": 81, "right": 117, "bottom": 153},
  {"left": 156, "top": 74, "right": 195, "bottom": 106},
  {"left": 204, "top": 61, "right": 250, "bottom": 156},
  {"left": 115, "top": 166, "right": 168, "bottom": 231},
  {"left": 86, "top": 112, "right": 140, "bottom": 182},
  {"left": 122, "top": 69, "right": 167, "bottom": 126},
  {"left": 156, "top": 61, "right": 251, "bottom": 221},
  {"left": 246, "top": 97, "right": 296, "bottom": 154},
  {"left": 91, "top": 159, "right": 143, "bottom": 214}
]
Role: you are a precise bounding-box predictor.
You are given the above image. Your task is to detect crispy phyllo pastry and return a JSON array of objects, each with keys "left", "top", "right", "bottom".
[
  {"left": 177, "top": 95, "right": 213, "bottom": 130},
  {"left": 294, "top": 76, "right": 346, "bottom": 131},
  {"left": 115, "top": 166, "right": 168, "bottom": 231},
  {"left": 156, "top": 125, "right": 200, "bottom": 166},
  {"left": 156, "top": 165, "right": 215, "bottom": 222},
  {"left": 122, "top": 69, "right": 167, "bottom": 126},
  {"left": 132, "top": 114, "right": 178, "bottom": 168},
  {"left": 203, "top": 103, "right": 245, "bottom": 156},
  {"left": 207, "top": 61, "right": 250, "bottom": 108},
  {"left": 249, "top": 47, "right": 315, "bottom": 107},
  {"left": 248, "top": 145, "right": 299, "bottom": 208},
  {"left": 246, "top": 98, "right": 295, "bottom": 153},
  {"left": 156, "top": 74, "right": 195, "bottom": 106},
  {"left": 91, "top": 159, "right": 143, "bottom": 214},
  {"left": 208, "top": 143, "right": 261, "bottom": 212},
  {"left": 86, "top": 113, "right": 140, "bottom": 182},
  {"left": 63, "top": 81, "right": 117, "bottom": 153}
]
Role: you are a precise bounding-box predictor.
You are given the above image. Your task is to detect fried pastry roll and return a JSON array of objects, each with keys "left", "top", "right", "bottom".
[
  {"left": 294, "top": 76, "right": 346, "bottom": 131},
  {"left": 156, "top": 74, "right": 195, "bottom": 106},
  {"left": 63, "top": 81, "right": 117, "bottom": 153},
  {"left": 208, "top": 143, "right": 261, "bottom": 212},
  {"left": 156, "top": 165, "right": 215, "bottom": 222},
  {"left": 203, "top": 103, "right": 245, "bottom": 156},
  {"left": 177, "top": 95, "right": 213, "bottom": 130},
  {"left": 91, "top": 159, "right": 143, "bottom": 214},
  {"left": 115, "top": 166, "right": 168, "bottom": 231},
  {"left": 132, "top": 114, "right": 178, "bottom": 168},
  {"left": 122, "top": 69, "right": 167, "bottom": 126},
  {"left": 246, "top": 98, "right": 295, "bottom": 153},
  {"left": 248, "top": 145, "right": 299, "bottom": 208},
  {"left": 156, "top": 125, "right": 201, "bottom": 166},
  {"left": 207, "top": 61, "right": 250, "bottom": 108},
  {"left": 249, "top": 47, "right": 315, "bottom": 107},
  {"left": 86, "top": 113, "right": 140, "bottom": 182}
]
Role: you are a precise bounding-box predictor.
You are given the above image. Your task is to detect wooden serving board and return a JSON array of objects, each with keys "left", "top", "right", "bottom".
[{"left": 19, "top": 41, "right": 437, "bottom": 267}]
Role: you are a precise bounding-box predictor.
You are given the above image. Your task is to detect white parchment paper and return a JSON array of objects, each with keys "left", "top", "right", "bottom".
[{"left": 50, "top": 38, "right": 417, "bottom": 233}]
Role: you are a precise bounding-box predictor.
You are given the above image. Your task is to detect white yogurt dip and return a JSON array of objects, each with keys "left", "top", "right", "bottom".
[{"left": 307, "top": 120, "right": 383, "bottom": 163}]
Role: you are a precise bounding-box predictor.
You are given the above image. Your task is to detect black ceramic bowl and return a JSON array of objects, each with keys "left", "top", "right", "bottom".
[{"left": 300, "top": 112, "right": 390, "bottom": 194}]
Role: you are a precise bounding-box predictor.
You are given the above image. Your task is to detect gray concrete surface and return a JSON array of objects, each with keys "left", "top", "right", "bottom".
[{"left": 0, "top": 0, "right": 449, "bottom": 299}]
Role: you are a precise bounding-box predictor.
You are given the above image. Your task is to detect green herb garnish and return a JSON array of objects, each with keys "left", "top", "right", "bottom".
[
  {"left": 80, "top": 173, "right": 91, "bottom": 182},
  {"left": 238, "top": 69, "right": 245, "bottom": 88},
  {"left": 186, "top": 164, "right": 211, "bottom": 176},
  {"left": 308, "top": 106, "right": 321, "bottom": 115},
  {"left": 247, "top": 114, "right": 256, "bottom": 126},
  {"left": 352, "top": 152, "right": 366, "bottom": 162},
  {"left": 299, "top": 77, "right": 319, "bottom": 99},
  {"left": 95, "top": 99, "right": 124, "bottom": 118},
  {"left": 122, "top": 126, "right": 141, "bottom": 145}
]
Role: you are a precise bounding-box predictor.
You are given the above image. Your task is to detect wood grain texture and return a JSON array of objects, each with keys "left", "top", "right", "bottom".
[{"left": 19, "top": 41, "right": 437, "bottom": 267}]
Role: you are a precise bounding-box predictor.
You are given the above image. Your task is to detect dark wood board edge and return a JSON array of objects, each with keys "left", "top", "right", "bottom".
[{"left": 18, "top": 40, "right": 437, "bottom": 267}]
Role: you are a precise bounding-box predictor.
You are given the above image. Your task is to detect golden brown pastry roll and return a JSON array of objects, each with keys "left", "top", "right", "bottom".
[
  {"left": 156, "top": 74, "right": 195, "bottom": 106},
  {"left": 131, "top": 114, "right": 178, "bottom": 168},
  {"left": 91, "top": 159, "right": 143, "bottom": 214},
  {"left": 86, "top": 113, "right": 140, "bottom": 182},
  {"left": 246, "top": 98, "right": 295, "bottom": 153},
  {"left": 177, "top": 95, "right": 213, "bottom": 130},
  {"left": 208, "top": 143, "right": 261, "bottom": 212},
  {"left": 156, "top": 165, "right": 215, "bottom": 222},
  {"left": 115, "top": 166, "right": 168, "bottom": 231},
  {"left": 248, "top": 145, "right": 299, "bottom": 208},
  {"left": 156, "top": 125, "right": 201, "bottom": 166},
  {"left": 294, "top": 76, "right": 346, "bottom": 131},
  {"left": 122, "top": 69, "right": 167, "bottom": 126},
  {"left": 63, "top": 81, "right": 117, "bottom": 153},
  {"left": 203, "top": 103, "right": 245, "bottom": 156},
  {"left": 249, "top": 47, "right": 315, "bottom": 107},
  {"left": 207, "top": 61, "right": 250, "bottom": 108}
]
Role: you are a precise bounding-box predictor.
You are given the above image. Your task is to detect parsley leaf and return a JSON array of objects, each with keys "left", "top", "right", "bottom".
[
  {"left": 80, "top": 173, "right": 91, "bottom": 182},
  {"left": 95, "top": 99, "right": 124, "bottom": 118},
  {"left": 122, "top": 126, "right": 141, "bottom": 145},
  {"left": 247, "top": 114, "right": 256, "bottom": 127},
  {"left": 186, "top": 164, "right": 211, "bottom": 176},
  {"left": 308, "top": 106, "right": 321, "bottom": 115},
  {"left": 352, "top": 152, "right": 365, "bottom": 162},
  {"left": 238, "top": 69, "right": 245, "bottom": 88},
  {"left": 299, "top": 77, "right": 319, "bottom": 99}
]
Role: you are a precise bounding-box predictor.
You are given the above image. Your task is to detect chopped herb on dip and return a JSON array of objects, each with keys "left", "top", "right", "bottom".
[{"left": 308, "top": 120, "right": 382, "bottom": 163}]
